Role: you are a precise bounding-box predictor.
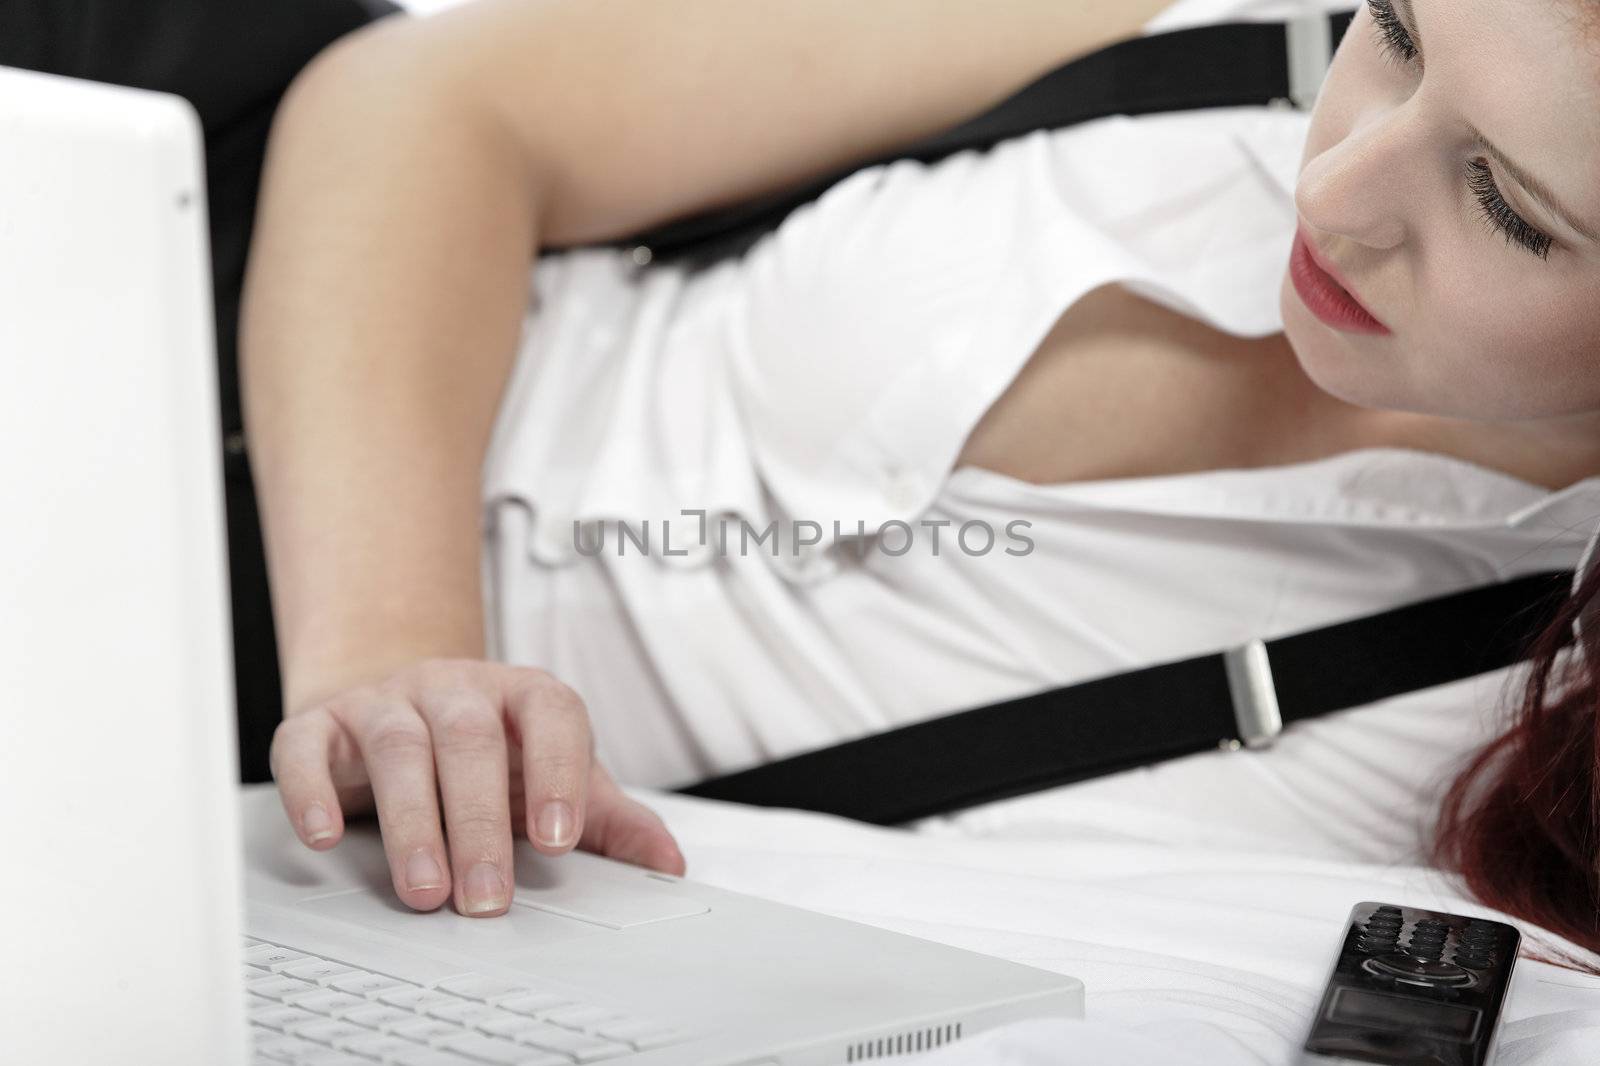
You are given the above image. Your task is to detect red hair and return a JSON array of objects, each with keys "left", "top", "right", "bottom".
[{"left": 1433, "top": 558, "right": 1600, "bottom": 964}]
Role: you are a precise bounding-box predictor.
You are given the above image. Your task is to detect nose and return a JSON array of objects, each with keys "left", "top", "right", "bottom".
[{"left": 1295, "top": 102, "right": 1420, "bottom": 252}]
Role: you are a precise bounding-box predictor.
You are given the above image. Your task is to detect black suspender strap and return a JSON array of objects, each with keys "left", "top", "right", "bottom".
[
  {"left": 676, "top": 571, "right": 1577, "bottom": 825},
  {"left": 609, "top": 10, "right": 1357, "bottom": 269}
]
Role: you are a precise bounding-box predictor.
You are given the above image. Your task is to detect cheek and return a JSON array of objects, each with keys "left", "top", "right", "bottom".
[
  {"left": 1416, "top": 269, "right": 1600, "bottom": 419},
  {"left": 1283, "top": 263, "right": 1600, "bottom": 421},
  {"left": 1278, "top": 274, "right": 1404, "bottom": 410}
]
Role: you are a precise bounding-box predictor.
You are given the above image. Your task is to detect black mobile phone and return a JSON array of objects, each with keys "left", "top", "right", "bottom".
[{"left": 1301, "top": 902, "right": 1519, "bottom": 1066}]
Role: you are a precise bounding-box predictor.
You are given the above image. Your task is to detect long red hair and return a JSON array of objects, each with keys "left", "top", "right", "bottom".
[{"left": 1433, "top": 555, "right": 1600, "bottom": 962}]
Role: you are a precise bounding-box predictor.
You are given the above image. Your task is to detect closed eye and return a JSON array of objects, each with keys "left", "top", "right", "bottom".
[{"left": 1467, "top": 160, "right": 1554, "bottom": 260}]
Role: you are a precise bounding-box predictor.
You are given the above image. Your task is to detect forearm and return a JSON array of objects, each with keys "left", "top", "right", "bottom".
[{"left": 240, "top": 30, "right": 535, "bottom": 715}]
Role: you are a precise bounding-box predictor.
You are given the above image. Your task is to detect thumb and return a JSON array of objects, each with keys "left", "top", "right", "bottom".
[{"left": 579, "top": 765, "right": 687, "bottom": 876}]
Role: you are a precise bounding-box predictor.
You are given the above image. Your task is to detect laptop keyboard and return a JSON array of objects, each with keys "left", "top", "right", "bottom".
[{"left": 245, "top": 937, "right": 698, "bottom": 1065}]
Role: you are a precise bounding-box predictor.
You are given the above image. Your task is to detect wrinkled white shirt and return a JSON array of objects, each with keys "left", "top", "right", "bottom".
[{"left": 479, "top": 0, "right": 1600, "bottom": 854}]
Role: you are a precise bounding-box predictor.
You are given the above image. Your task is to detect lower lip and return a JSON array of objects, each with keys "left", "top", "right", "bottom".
[{"left": 1289, "top": 231, "right": 1390, "bottom": 336}]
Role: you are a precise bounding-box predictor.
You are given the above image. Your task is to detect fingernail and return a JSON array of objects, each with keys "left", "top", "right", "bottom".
[
  {"left": 302, "top": 803, "right": 335, "bottom": 844},
  {"left": 534, "top": 801, "right": 575, "bottom": 848},
  {"left": 462, "top": 862, "right": 506, "bottom": 915},
  {"left": 404, "top": 849, "right": 446, "bottom": 892}
]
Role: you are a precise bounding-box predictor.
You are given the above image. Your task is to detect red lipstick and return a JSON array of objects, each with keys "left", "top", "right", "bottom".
[{"left": 1289, "top": 228, "right": 1391, "bottom": 336}]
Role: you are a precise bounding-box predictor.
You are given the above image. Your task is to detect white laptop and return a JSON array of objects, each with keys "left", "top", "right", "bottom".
[{"left": 0, "top": 67, "right": 1083, "bottom": 1066}]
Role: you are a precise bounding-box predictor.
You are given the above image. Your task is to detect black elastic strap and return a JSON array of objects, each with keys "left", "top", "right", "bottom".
[
  {"left": 602, "top": 11, "right": 1356, "bottom": 269},
  {"left": 676, "top": 571, "right": 1575, "bottom": 825}
]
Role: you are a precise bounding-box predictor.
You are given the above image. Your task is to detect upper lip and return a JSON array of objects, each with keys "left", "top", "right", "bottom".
[{"left": 1300, "top": 229, "right": 1388, "bottom": 328}]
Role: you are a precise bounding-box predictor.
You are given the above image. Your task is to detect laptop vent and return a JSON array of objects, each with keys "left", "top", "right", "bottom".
[{"left": 845, "top": 1022, "right": 963, "bottom": 1061}]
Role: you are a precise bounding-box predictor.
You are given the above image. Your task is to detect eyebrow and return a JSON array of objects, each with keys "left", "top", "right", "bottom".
[{"left": 1393, "top": 0, "right": 1599, "bottom": 244}]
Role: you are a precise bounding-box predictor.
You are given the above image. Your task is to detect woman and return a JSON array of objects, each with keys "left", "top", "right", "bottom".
[{"left": 243, "top": 0, "right": 1600, "bottom": 962}]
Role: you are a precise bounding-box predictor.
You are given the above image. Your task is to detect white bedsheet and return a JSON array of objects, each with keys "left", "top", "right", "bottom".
[{"left": 628, "top": 665, "right": 1600, "bottom": 1065}]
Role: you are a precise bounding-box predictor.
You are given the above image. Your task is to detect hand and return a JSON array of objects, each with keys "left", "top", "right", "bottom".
[{"left": 269, "top": 659, "right": 685, "bottom": 917}]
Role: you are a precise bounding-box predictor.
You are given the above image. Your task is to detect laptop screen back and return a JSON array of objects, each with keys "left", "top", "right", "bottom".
[{"left": 0, "top": 67, "right": 246, "bottom": 1065}]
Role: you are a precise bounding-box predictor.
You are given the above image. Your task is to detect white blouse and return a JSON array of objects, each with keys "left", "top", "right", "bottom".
[{"left": 480, "top": 0, "right": 1600, "bottom": 830}]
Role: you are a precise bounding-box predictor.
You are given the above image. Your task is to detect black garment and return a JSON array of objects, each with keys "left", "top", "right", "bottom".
[{"left": 0, "top": 0, "right": 399, "bottom": 780}]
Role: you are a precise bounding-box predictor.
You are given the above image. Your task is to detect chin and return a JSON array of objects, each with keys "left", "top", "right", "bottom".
[{"left": 1278, "top": 274, "right": 1400, "bottom": 413}]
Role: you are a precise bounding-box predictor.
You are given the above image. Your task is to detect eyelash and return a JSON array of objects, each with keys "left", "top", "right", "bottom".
[
  {"left": 1367, "top": 0, "right": 1420, "bottom": 66},
  {"left": 1363, "top": 0, "right": 1556, "bottom": 261},
  {"left": 1467, "top": 160, "right": 1554, "bottom": 260}
]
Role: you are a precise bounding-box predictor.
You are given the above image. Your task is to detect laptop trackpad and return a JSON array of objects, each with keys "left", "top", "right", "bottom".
[
  {"left": 298, "top": 887, "right": 606, "bottom": 954},
  {"left": 511, "top": 849, "right": 710, "bottom": 930}
]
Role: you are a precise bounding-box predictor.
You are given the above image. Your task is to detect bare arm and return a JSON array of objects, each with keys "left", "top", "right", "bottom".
[{"left": 241, "top": 0, "right": 1174, "bottom": 913}]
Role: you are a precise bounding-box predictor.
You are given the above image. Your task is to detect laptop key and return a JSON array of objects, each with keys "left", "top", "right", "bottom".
[
  {"left": 494, "top": 991, "right": 575, "bottom": 1017},
  {"left": 336, "top": 1031, "right": 431, "bottom": 1060},
  {"left": 435, "top": 1032, "right": 542, "bottom": 1064},
  {"left": 251, "top": 1005, "right": 323, "bottom": 1032},
  {"left": 568, "top": 1040, "right": 634, "bottom": 1063},
  {"left": 383, "top": 1017, "right": 461, "bottom": 1043},
  {"left": 595, "top": 1018, "right": 693, "bottom": 1048},
  {"left": 426, "top": 1001, "right": 503, "bottom": 1026},
  {"left": 434, "top": 975, "right": 525, "bottom": 1003},
  {"left": 293, "top": 1018, "right": 373, "bottom": 1046},
  {"left": 250, "top": 1031, "right": 323, "bottom": 1062},
  {"left": 511, "top": 1042, "right": 579, "bottom": 1064},
  {"left": 388, "top": 1047, "right": 500, "bottom": 1066},
  {"left": 329, "top": 972, "right": 411, "bottom": 997},
  {"left": 249, "top": 974, "right": 320, "bottom": 1000},
  {"left": 539, "top": 1004, "right": 623, "bottom": 1030},
  {"left": 292, "top": 1049, "right": 374, "bottom": 1066},
  {"left": 245, "top": 944, "right": 313, "bottom": 970},
  {"left": 281, "top": 959, "right": 362, "bottom": 984},
  {"left": 283, "top": 989, "right": 370, "bottom": 1016},
  {"left": 513, "top": 1023, "right": 630, "bottom": 1060},
  {"left": 379, "top": 987, "right": 462, "bottom": 1012},
  {"left": 474, "top": 1013, "right": 541, "bottom": 1039},
  {"left": 341, "top": 1003, "right": 417, "bottom": 1030}
]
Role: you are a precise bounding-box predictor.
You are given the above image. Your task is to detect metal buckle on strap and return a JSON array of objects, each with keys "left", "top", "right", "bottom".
[
  {"left": 1285, "top": 14, "right": 1335, "bottom": 110},
  {"left": 1223, "top": 639, "right": 1284, "bottom": 750}
]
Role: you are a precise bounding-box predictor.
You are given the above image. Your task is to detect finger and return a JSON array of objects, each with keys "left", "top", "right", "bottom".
[
  {"left": 579, "top": 764, "right": 687, "bottom": 876},
  {"left": 506, "top": 672, "right": 592, "bottom": 855},
  {"left": 419, "top": 682, "right": 514, "bottom": 917},
  {"left": 345, "top": 698, "right": 452, "bottom": 912},
  {"left": 269, "top": 709, "right": 347, "bottom": 850},
  {"left": 506, "top": 739, "right": 528, "bottom": 837}
]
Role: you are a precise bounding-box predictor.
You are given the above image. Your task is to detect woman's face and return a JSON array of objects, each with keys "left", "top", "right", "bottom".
[{"left": 1283, "top": 0, "right": 1600, "bottom": 425}]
